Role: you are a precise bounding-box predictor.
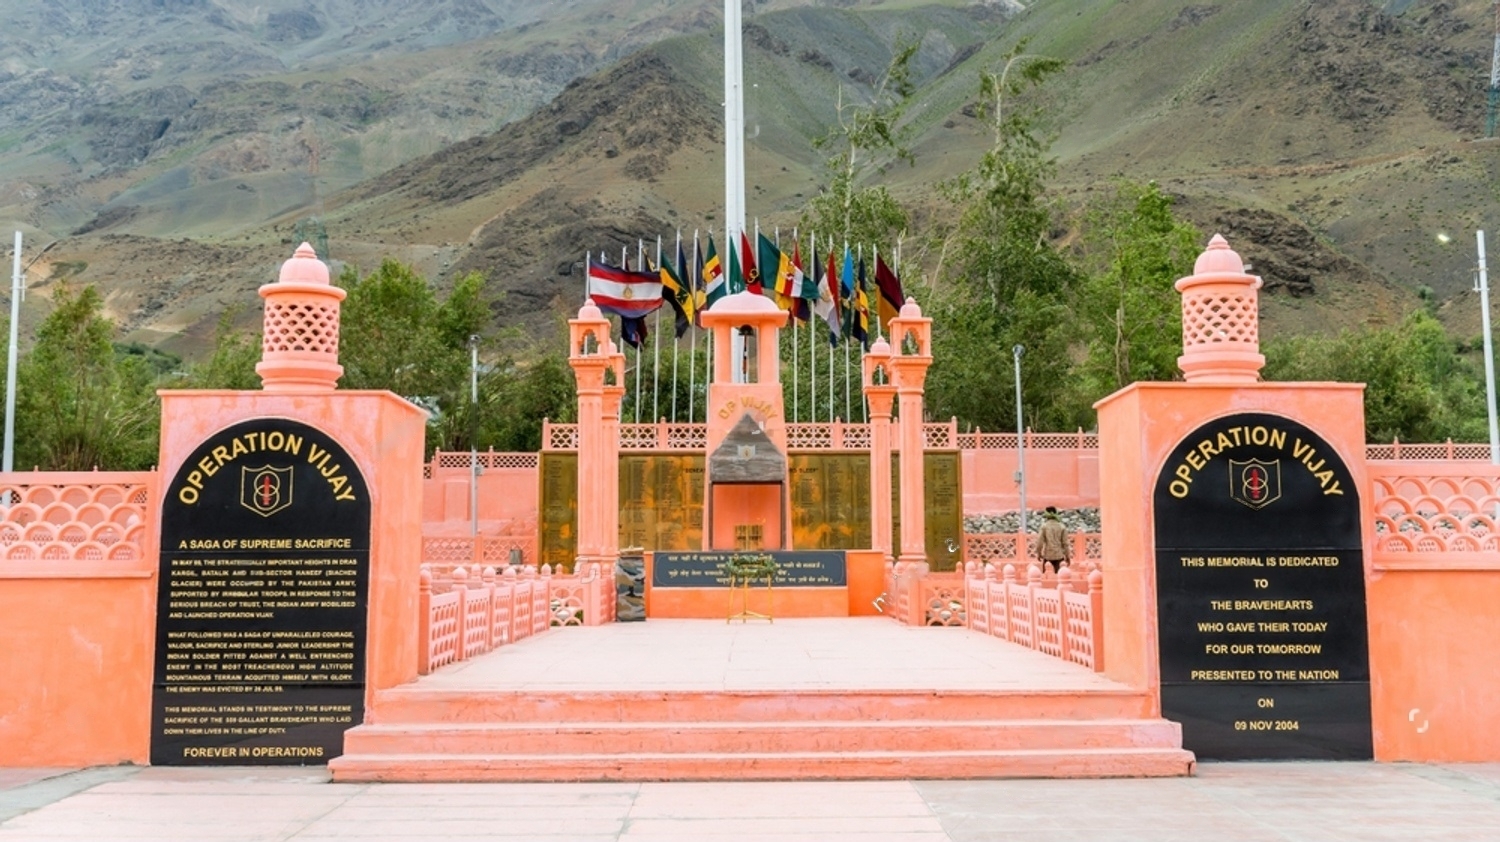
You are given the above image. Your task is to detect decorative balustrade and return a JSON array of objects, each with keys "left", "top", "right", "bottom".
[
  {"left": 963, "top": 532, "right": 1101, "bottom": 566},
  {"left": 431, "top": 451, "right": 540, "bottom": 471},
  {"left": 417, "top": 560, "right": 617, "bottom": 675},
  {"left": 954, "top": 429, "right": 1100, "bottom": 450},
  {"left": 1368, "top": 466, "right": 1500, "bottom": 566},
  {"left": 965, "top": 561, "right": 1104, "bottom": 671},
  {"left": 0, "top": 472, "right": 156, "bottom": 572},
  {"left": 1364, "top": 439, "right": 1495, "bottom": 461},
  {"left": 421, "top": 531, "right": 538, "bottom": 573}
]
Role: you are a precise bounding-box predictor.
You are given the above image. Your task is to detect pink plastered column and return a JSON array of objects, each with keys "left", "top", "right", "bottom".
[
  {"left": 602, "top": 341, "right": 625, "bottom": 562},
  {"left": 889, "top": 298, "right": 932, "bottom": 567},
  {"left": 863, "top": 338, "right": 896, "bottom": 563},
  {"left": 568, "top": 301, "right": 611, "bottom": 569}
]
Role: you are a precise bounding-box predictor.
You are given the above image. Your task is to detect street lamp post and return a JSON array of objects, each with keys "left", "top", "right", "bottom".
[
  {"left": 4, "top": 232, "right": 22, "bottom": 473},
  {"left": 1477, "top": 231, "right": 1499, "bottom": 465},
  {"left": 1013, "top": 344, "right": 1027, "bottom": 535},
  {"left": 469, "top": 334, "right": 480, "bottom": 537},
  {"left": 4, "top": 233, "right": 56, "bottom": 474}
]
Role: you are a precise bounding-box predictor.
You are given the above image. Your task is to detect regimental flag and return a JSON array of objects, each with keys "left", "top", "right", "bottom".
[
  {"left": 740, "top": 230, "right": 762, "bottom": 296},
  {"left": 840, "top": 242, "right": 855, "bottom": 300},
  {"left": 812, "top": 247, "right": 842, "bottom": 345},
  {"left": 658, "top": 238, "right": 693, "bottom": 338},
  {"left": 757, "top": 232, "right": 788, "bottom": 309},
  {"left": 589, "top": 259, "right": 664, "bottom": 320},
  {"left": 727, "top": 235, "right": 744, "bottom": 295},
  {"left": 789, "top": 241, "right": 810, "bottom": 323},
  {"left": 621, "top": 315, "right": 648, "bottom": 349},
  {"left": 874, "top": 253, "right": 904, "bottom": 333},
  {"left": 701, "top": 235, "right": 725, "bottom": 314},
  {"left": 847, "top": 255, "right": 870, "bottom": 348}
]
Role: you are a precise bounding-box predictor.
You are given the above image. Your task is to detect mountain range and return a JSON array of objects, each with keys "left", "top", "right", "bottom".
[{"left": 0, "top": 0, "right": 1496, "bottom": 357}]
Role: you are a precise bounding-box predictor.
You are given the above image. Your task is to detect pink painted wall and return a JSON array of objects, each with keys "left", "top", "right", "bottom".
[
  {"left": 422, "top": 465, "right": 539, "bottom": 535},
  {"left": 0, "top": 562, "right": 157, "bottom": 765},
  {"left": 962, "top": 447, "right": 1099, "bottom": 512}
]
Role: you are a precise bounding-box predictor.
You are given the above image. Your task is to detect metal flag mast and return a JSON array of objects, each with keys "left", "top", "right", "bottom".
[
  {"left": 689, "top": 230, "right": 700, "bottom": 422},
  {"left": 724, "top": 0, "right": 746, "bottom": 246},
  {"left": 653, "top": 235, "right": 663, "bottom": 423}
]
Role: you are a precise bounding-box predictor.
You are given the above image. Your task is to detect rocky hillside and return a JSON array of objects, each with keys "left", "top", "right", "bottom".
[{"left": 0, "top": 0, "right": 1496, "bottom": 355}]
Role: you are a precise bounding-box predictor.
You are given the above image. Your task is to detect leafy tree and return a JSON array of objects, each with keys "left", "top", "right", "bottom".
[
  {"left": 926, "top": 43, "right": 1078, "bottom": 429},
  {"left": 172, "top": 309, "right": 261, "bottom": 390},
  {"left": 799, "top": 40, "right": 918, "bottom": 248},
  {"left": 336, "top": 260, "right": 490, "bottom": 451},
  {"left": 1071, "top": 181, "right": 1199, "bottom": 394},
  {"left": 1263, "top": 311, "right": 1488, "bottom": 442},
  {"left": 14, "top": 285, "right": 158, "bottom": 470},
  {"left": 483, "top": 352, "right": 577, "bottom": 452}
]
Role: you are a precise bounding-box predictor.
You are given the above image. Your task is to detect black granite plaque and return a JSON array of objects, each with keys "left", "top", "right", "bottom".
[
  {"left": 652, "top": 550, "right": 847, "bottom": 588},
  {"left": 1154, "top": 412, "right": 1371, "bottom": 760},
  {"left": 151, "top": 418, "right": 371, "bottom": 765}
]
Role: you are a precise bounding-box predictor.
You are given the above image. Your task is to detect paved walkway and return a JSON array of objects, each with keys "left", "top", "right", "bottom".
[
  {"left": 416, "top": 618, "right": 1124, "bottom": 692},
  {"left": 3, "top": 762, "right": 1498, "bottom": 841}
]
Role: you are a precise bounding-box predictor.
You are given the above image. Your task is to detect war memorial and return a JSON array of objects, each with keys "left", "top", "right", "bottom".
[{"left": 1, "top": 233, "right": 1498, "bottom": 782}]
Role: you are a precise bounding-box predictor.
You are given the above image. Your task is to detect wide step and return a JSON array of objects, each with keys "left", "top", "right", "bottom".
[
  {"left": 343, "top": 718, "right": 1183, "bottom": 755},
  {"left": 329, "top": 747, "right": 1197, "bottom": 782},
  {"left": 365, "top": 689, "right": 1158, "bottom": 723}
]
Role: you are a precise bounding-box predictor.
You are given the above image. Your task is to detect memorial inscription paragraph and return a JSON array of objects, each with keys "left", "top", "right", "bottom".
[
  {"left": 1153, "top": 412, "right": 1371, "bottom": 760},
  {"left": 151, "top": 419, "right": 371, "bottom": 765}
]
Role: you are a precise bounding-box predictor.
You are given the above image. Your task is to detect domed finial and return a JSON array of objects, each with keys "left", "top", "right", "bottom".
[
  {"left": 1175, "top": 234, "right": 1264, "bottom": 383},
  {"left": 899, "top": 296, "right": 922, "bottom": 319},
  {"left": 870, "top": 336, "right": 891, "bottom": 356},
  {"left": 1192, "top": 234, "right": 1245, "bottom": 276},
  {"left": 279, "top": 242, "right": 331, "bottom": 285},
  {"left": 578, "top": 298, "right": 604, "bottom": 322},
  {"left": 258, "top": 243, "right": 345, "bottom": 391}
]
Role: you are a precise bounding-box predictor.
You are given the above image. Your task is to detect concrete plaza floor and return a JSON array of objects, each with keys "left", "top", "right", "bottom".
[
  {"left": 3, "top": 762, "right": 1498, "bottom": 841},
  {"left": 412, "top": 618, "right": 1125, "bottom": 692}
]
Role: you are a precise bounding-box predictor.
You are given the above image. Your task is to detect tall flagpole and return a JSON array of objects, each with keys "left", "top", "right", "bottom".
[
  {"left": 724, "top": 0, "right": 746, "bottom": 249},
  {"left": 653, "top": 235, "right": 663, "bottom": 423},
  {"left": 4, "top": 231, "right": 21, "bottom": 473},
  {"left": 810, "top": 231, "right": 818, "bottom": 423},
  {"left": 689, "top": 230, "right": 700, "bottom": 422},
  {"left": 670, "top": 230, "right": 681, "bottom": 422},
  {"left": 634, "top": 242, "right": 643, "bottom": 423}
]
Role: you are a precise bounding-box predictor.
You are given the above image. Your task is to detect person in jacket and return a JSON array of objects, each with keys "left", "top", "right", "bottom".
[{"left": 1034, "top": 506, "right": 1071, "bottom": 573}]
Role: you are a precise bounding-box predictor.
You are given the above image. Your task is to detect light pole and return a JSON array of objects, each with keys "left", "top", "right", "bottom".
[
  {"left": 1013, "top": 344, "right": 1027, "bottom": 535},
  {"left": 1477, "top": 231, "right": 1498, "bottom": 465},
  {"left": 4, "top": 233, "right": 57, "bottom": 474},
  {"left": 469, "top": 334, "right": 480, "bottom": 537}
]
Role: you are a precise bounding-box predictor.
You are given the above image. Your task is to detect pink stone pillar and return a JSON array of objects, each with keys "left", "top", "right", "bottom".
[
  {"left": 602, "top": 342, "right": 625, "bottom": 562},
  {"left": 1176, "top": 234, "right": 1265, "bottom": 383},
  {"left": 889, "top": 298, "right": 932, "bottom": 567},
  {"left": 863, "top": 338, "right": 896, "bottom": 562},
  {"left": 568, "top": 301, "right": 610, "bottom": 569},
  {"left": 257, "top": 242, "right": 346, "bottom": 391}
]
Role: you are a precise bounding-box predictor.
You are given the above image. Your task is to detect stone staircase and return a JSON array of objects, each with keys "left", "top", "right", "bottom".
[{"left": 329, "top": 686, "right": 1195, "bottom": 781}]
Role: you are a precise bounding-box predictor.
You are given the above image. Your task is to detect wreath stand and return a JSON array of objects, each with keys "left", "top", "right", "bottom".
[{"left": 724, "top": 553, "right": 777, "bottom": 623}]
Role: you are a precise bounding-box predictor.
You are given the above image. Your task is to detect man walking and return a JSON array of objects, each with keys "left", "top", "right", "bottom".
[{"left": 1034, "top": 506, "right": 1071, "bottom": 573}]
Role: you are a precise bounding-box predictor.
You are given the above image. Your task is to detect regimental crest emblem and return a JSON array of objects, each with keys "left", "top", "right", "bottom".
[
  {"left": 241, "top": 465, "right": 294, "bottom": 517},
  {"left": 1228, "top": 458, "right": 1281, "bottom": 510}
]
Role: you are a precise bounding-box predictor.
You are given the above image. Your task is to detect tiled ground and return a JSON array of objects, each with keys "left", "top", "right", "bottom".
[
  {"left": 2, "top": 763, "right": 1498, "bottom": 841},
  {"left": 414, "top": 618, "right": 1124, "bottom": 691}
]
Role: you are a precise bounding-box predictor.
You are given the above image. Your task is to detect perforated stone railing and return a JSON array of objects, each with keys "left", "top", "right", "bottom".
[
  {"left": 421, "top": 530, "right": 537, "bottom": 575},
  {"left": 963, "top": 533, "right": 1101, "bottom": 566},
  {"left": 965, "top": 561, "right": 1103, "bottom": 671},
  {"left": 0, "top": 472, "right": 156, "bottom": 575},
  {"left": 1368, "top": 466, "right": 1500, "bottom": 567},
  {"left": 418, "top": 561, "right": 616, "bottom": 675}
]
